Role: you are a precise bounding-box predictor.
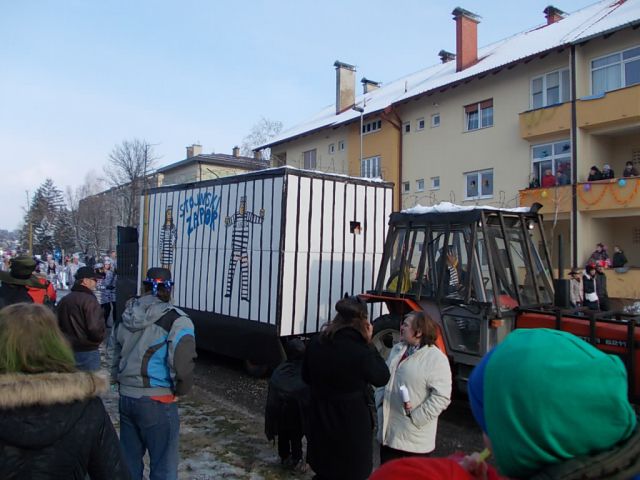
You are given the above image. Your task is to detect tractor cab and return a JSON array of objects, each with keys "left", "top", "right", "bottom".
[{"left": 363, "top": 203, "right": 556, "bottom": 389}]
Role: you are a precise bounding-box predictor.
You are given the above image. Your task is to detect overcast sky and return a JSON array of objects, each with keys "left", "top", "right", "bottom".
[{"left": 0, "top": 0, "right": 591, "bottom": 230}]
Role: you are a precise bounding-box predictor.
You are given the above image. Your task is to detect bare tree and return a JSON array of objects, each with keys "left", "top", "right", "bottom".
[
  {"left": 240, "top": 117, "right": 283, "bottom": 160},
  {"left": 104, "top": 138, "right": 158, "bottom": 226},
  {"left": 66, "top": 173, "right": 106, "bottom": 254}
]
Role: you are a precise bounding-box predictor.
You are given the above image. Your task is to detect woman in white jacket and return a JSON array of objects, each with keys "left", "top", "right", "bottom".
[{"left": 375, "top": 311, "right": 452, "bottom": 464}]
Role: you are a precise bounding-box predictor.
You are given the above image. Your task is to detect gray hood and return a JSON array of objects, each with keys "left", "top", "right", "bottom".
[{"left": 121, "top": 294, "right": 172, "bottom": 331}]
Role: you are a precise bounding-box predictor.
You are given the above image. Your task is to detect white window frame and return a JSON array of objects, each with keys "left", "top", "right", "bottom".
[
  {"left": 303, "top": 149, "right": 317, "bottom": 170},
  {"left": 531, "top": 140, "right": 571, "bottom": 184},
  {"left": 416, "top": 178, "right": 425, "bottom": 192},
  {"left": 464, "top": 169, "right": 494, "bottom": 200},
  {"left": 464, "top": 99, "right": 493, "bottom": 131},
  {"left": 431, "top": 113, "right": 440, "bottom": 128},
  {"left": 591, "top": 45, "right": 640, "bottom": 95},
  {"left": 328, "top": 143, "right": 335, "bottom": 154},
  {"left": 338, "top": 140, "right": 346, "bottom": 151},
  {"left": 361, "top": 155, "right": 381, "bottom": 178},
  {"left": 530, "top": 68, "right": 570, "bottom": 109},
  {"left": 362, "top": 119, "right": 382, "bottom": 136},
  {"left": 417, "top": 118, "right": 425, "bottom": 131},
  {"left": 403, "top": 122, "right": 411, "bottom": 134},
  {"left": 430, "top": 176, "right": 440, "bottom": 190},
  {"left": 402, "top": 181, "right": 410, "bottom": 193}
]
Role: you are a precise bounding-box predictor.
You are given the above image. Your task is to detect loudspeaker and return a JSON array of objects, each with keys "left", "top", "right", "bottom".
[{"left": 554, "top": 279, "right": 571, "bottom": 308}]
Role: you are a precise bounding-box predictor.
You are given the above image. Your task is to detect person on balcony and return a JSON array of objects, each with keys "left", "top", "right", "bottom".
[
  {"left": 602, "top": 164, "right": 615, "bottom": 180},
  {"left": 587, "top": 166, "right": 603, "bottom": 181},
  {"left": 612, "top": 245, "right": 629, "bottom": 273},
  {"left": 623, "top": 161, "right": 639, "bottom": 178},
  {"left": 541, "top": 169, "right": 556, "bottom": 187},
  {"left": 588, "top": 242, "right": 609, "bottom": 267},
  {"left": 555, "top": 170, "right": 570, "bottom": 185}
]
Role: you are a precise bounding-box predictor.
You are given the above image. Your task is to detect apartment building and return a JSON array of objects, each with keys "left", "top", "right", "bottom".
[{"left": 257, "top": 0, "right": 640, "bottom": 277}]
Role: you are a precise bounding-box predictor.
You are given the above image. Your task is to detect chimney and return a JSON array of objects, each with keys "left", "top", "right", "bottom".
[
  {"left": 334, "top": 60, "right": 356, "bottom": 114},
  {"left": 438, "top": 50, "right": 456, "bottom": 64},
  {"left": 452, "top": 7, "right": 481, "bottom": 72},
  {"left": 232, "top": 146, "right": 240, "bottom": 157},
  {"left": 186, "top": 144, "right": 202, "bottom": 158},
  {"left": 361, "top": 77, "right": 381, "bottom": 94},
  {"left": 544, "top": 6, "right": 565, "bottom": 25},
  {"left": 253, "top": 150, "right": 262, "bottom": 161}
]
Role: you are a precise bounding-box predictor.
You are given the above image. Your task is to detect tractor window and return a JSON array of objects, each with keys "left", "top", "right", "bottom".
[
  {"left": 406, "top": 229, "right": 427, "bottom": 296},
  {"left": 431, "top": 229, "right": 473, "bottom": 300},
  {"left": 383, "top": 228, "right": 410, "bottom": 293}
]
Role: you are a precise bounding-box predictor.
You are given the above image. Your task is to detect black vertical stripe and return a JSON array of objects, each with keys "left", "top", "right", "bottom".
[
  {"left": 291, "top": 175, "right": 302, "bottom": 336},
  {"left": 212, "top": 184, "right": 224, "bottom": 313},
  {"left": 370, "top": 186, "right": 378, "bottom": 320},
  {"left": 340, "top": 183, "right": 347, "bottom": 297},
  {"left": 236, "top": 181, "right": 248, "bottom": 318},
  {"left": 328, "top": 180, "right": 336, "bottom": 323},
  {"left": 362, "top": 186, "right": 368, "bottom": 299},
  {"left": 304, "top": 178, "right": 314, "bottom": 334},
  {"left": 258, "top": 179, "right": 265, "bottom": 324},
  {"left": 191, "top": 186, "right": 201, "bottom": 310},
  {"left": 149, "top": 192, "right": 158, "bottom": 271},
  {"left": 351, "top": 184, "right": 357, "bottom": 295},
  {"left": 176, "top": 189, "right": 187, "bottom": 307},
  {"left": 275, "top": 174, "right": 289, "bottom": 335},
  {"left": 221, "top": 183, "right": 232, "bottom": 314},
  {"left": 315, "top": 179, "right": 325, "bottom": 332},
  {"left": 268, "top": 177, "right": 277, "bottom": 327},
  {"left": 204, "top": 186, "right": 215, "bottom": 312}
]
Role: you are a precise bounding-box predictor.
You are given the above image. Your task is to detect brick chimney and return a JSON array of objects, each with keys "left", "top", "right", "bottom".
[
  {"left": 452, "top": 7, "right": 481, "bottom": 72},
  {"left": 438, "top": 50, "right": 456, "bottom": 64},
  {"left": 232, "top": 146, "right": 240, "bottom": 157},
  {"left": 361, "top": 77, "right": 380, "bottom": 94},
  {"left": 544, "top": 6, "right": 565, "bottom": 25},
  {"left": 186, "top": 144, "right": 202, "bottom": 158},
  {"left": 334, "top": 60, "right": 356, "bottom": 114}
]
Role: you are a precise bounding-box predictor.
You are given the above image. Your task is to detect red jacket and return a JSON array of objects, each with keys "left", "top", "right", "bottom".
[
  {"left": 541, "top": 174, "right": 556, "bottom": 187},
  {"left": 27, "top": 277, "right": 56, "bottom": 304}
]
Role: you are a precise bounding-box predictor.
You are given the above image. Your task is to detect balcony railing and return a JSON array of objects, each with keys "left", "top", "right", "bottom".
[
  {"left": 519, "top": 178, "right": 640, "bottom": 213},
  {"left": 519, "top": 102, "right": 571, "bottom": 140},
  {"left": 577, "top": 84, "right": 640, "bottom": 131}
]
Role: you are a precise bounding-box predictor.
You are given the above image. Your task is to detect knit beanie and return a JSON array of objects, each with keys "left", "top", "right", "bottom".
[{"left": 468, "top": 329, "right": 636, "bottom": 478}]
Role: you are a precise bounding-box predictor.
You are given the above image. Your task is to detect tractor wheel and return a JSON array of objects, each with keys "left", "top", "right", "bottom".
[{"left": 371, "top": 314, "right": 402, "bottom": 360}]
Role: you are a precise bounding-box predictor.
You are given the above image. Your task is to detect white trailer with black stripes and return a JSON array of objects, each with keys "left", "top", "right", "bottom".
[{"left": 138, "top": 167, "right": 393, "bottom": 368}]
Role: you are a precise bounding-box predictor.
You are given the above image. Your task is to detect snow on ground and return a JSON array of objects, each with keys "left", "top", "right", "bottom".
[{"left": 99, "top": 357, "right": 312, "bottom": 480}]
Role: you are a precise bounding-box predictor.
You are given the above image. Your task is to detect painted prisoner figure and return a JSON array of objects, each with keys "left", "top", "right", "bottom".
[
  {"left": 159, "top": 207, "right": 178, "bottom": 271},
  {"left": 224, "top": 196, "right": 264, "bottom": 301}
]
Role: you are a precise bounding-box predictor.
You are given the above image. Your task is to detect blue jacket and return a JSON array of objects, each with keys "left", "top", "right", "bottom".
[{"left": 111, "top": 294, "right": 196, "bottom": 398}]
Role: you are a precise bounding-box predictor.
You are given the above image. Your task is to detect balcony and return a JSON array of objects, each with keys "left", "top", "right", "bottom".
[
  {"left": 519, "top": 185, "right": 572, "bottom": 214},
  {"left": 519, "top": 102, "right": 571, "bottom": 141},
  {"left": 577, "top": 84, "right": 640, "bottom": 131},
  {"left": 519, "top": 178, "right": 640, "bottom": 214}
]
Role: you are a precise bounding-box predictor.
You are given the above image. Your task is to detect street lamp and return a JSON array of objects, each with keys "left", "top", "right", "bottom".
[{"left": 352, "top": 105, "right": 365, "bottom": 173}]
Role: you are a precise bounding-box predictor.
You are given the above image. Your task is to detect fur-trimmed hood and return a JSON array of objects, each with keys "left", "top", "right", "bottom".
[
  {"left": 0, "top": 371, "right": 107, "bottom": 409},
  {"left": 0, "top": 372, "right": 108, "bottom": 450}
]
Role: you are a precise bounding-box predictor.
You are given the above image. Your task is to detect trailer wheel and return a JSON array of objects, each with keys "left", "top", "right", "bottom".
[
  {"left": 372, "top": 314, "right": 402, "bottom": 361},
  {"left": 243, "top": 359, "right": 269, "bottom": 378}
]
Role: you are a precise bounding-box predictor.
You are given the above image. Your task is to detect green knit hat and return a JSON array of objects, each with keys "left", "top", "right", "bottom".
[{"left": 483, "top": 329, "right": 636, "bottom": 478}]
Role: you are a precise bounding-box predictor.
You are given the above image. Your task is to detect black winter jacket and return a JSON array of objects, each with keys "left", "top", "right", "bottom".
[
  {"left": 57, "top": 284, "right": 105, "bottom": 351},
  {"left": 302, "top": 327, "right": 390, "bottom": 480},
  {"left": 265, "top": 360, "right": 309, "bottom": 441},
  {"left": 0, "top": 283, "right": 33, "bottom": 309},
  {"left": 0, "top": 371, "right": 130, "bottom": 479}
]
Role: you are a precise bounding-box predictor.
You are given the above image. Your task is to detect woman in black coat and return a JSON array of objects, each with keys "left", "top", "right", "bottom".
[
  {"left": 0, "top": 303, "right": 130, "bottom": 480},
  {"left": 302, "top": 295, "right": 390, "bottom": 480}
]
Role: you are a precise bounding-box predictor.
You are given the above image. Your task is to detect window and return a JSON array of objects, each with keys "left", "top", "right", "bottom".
[
  {"left": 592, "top": 46, "right": 640, "bottom": 94},
  {"left": 531, "top": 69, "right": 570, "bottom": 108},
  {"left": 531, "top": 140, "right": 571, "bottom": 186},
  {"left": 328, "top": 143, "right": 335, "bottom": 154},
  {"left": 465, "top": 169, "right": 493, "bottom": 199},
  {"left": 416, "top": 179, "right": 425, "bottom": 192},
  {"left": 465, "top": 99, "right": 493, "bottom": 131},
  {"left": 338, "top": 140, "right": 346, "bottom": 151},
  {"left": 303, "top": 149, "right": 317, "bottom": 169},
  {"left": 403, "top": 122, "right": 411, "bottom": 134},
  {"left": 431, "top": 113, "right": 440, "bottom": 127},
  {"left": 431, "top": 176, "right": 440, "bottom": 190},
  {"left": 362, "top": 119, "right": 382, "bottom": 135},
  {"left": 417, "top": 118, "right": 425, "bottom": 130},
  {"left": 403, "top": 182, "right": 410, "bottom": 193},
  {"left": 361, "top": 156, "right": 381, "bottom": 178}
]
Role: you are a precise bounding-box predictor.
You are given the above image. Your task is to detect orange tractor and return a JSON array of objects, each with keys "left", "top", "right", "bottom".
[{"left": 362, "top": 204, "right": 640, "bottom": 402}]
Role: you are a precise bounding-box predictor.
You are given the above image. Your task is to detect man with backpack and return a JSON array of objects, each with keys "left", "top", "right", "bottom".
[{"left": 110, "top": 267, "right": 197, "bottom": 480}]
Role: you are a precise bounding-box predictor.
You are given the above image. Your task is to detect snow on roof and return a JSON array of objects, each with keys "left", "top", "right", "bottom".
[
  {"left": 403, "top": 201, "right": 531, "bottom": 214},
  {"left": 260, "top": 0, "right": 640, "bottom": 149}
]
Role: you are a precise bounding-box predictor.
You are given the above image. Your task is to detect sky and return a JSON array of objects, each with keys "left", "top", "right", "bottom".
[{"left": 0, "top": 0, "right": 592, "bottom": 231}]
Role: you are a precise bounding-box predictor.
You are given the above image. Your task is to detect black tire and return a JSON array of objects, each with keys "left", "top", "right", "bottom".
[
  {"left": 243, "top": 359, "right": 269, "bottom": 378},
  {"left": 371, "top": 314, "right": 402, "bottom": 360}
]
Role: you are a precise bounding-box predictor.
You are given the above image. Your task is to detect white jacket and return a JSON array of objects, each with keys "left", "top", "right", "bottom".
[{"left": 375, "top": 342, "right": 452, "bottom": 453}]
